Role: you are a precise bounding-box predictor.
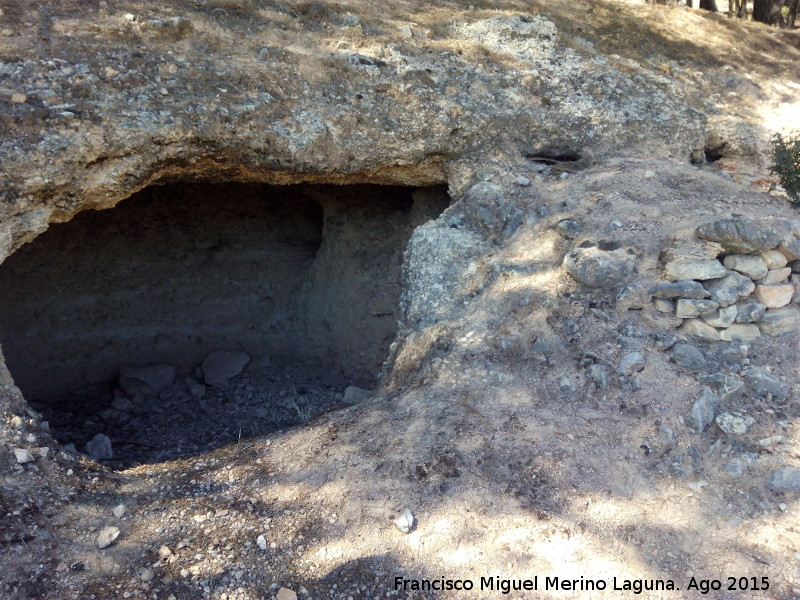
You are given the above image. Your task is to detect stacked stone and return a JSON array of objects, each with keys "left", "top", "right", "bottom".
[{"left": 651, "top": 217, "right": 800, "bottom": 342}]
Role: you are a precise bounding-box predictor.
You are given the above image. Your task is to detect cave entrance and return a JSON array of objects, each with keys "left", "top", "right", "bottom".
[{"left": 0, "top": 182, "right": 449, "bottom": 468}]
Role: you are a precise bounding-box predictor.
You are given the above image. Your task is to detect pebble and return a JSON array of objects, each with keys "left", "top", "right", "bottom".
[
  {"left": 97, "top": 526, "right": 120, "bottom": 549},
  {"left": 256, "top": 535, "right": 267, "bottom": 551},
  {"left": 113, "top": 504, "right": 126, "bottom": 518},
  {"left": 13, "top": 447, "right": 34, "bottom": 464},
  {"left": 140, "top": 568, "right": 154, "bottom": 582},
  {"left": 514, "top": 175, "right": 531, "bottom": 187},
  {"left": 616, "top": 352, "right": 645, "bottom": 376},
  {"left": 393, "top": 508, "right": 416, "bottom": 533},
  {"left": 556, "top": 218, "right": 583, "bottom": 238},
  {"left": 276, "top": 588, "right": 297, "bottom": 600},
  {"left": 11, "top": 93, "right": 26, "bottom": 103}
]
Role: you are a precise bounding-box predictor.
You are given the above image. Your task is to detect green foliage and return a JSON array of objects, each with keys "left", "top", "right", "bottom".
[{"left": 771, "top": 133, "right": 800, "bottom": 205}]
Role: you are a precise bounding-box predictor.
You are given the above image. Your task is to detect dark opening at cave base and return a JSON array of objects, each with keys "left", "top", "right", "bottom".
[{"left": 0, "top": 181, "right": 449, "bottom": 469}]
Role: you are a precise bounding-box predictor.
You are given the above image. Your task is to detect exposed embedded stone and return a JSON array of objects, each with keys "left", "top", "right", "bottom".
[
  {"left": 765, "top": 467, "right": 800, "bottom": 492},
  {"left": 97, "top": 526, "right": 120, "bottom": 549},
  {"left": 641, "top": 306, "right": 683, "bottom": 329},
  {"left": 758, "top": 267, "right": 792, "bottom": 285},
  {"left": 743, "top": 368, "right": 788, "bottom": 402},
  {"left": 703, "top": 271, "right": 755, "bottom": 307},
  {"left": 696, "top": 217, "right": 787, "bottom": 254},
  {"left": 664, "top": 259, "right": 726, "bottom": 281},
  {"left": 649, "top": 280, "right": 709, "bottom": 299},
  {"left": 616, "top": 351, "right": 646, "bottom": 375},
  {"left": 564, "top": 243, "right": 637, "bottom": 288},
  {"left": 715, "top": 412, "right": 755, "bottom": 435},
  {"left": 654, "top": 298, "right": 674, "bottom": 313},
  {"left": 697, "top": 372, "right": 745, "bottom": 402},
  {"left": 675, "top": 298, "right": 719, "bottom": 318},
  {"left": 723, "top": 254, "right": 767, "bottom": 280},
  {"left": 669, "top": 343, "right": 706, "bottom": 371},
  {"left": 778, "top": 236, "right": 800, "bottom": 261},
  {"left": 760, "top": 249, "right": 788, "bottom": 269},
  {"left": 680, "top": 318, "right": 721, "bottom": 342},
  {"left": 735, "top": 299, "right": 766, "bottom": 323},
  {"left": 758, "top": 307, "right": 800, "bottom": 336},
  {"left": 754, "top": 284, "right": 794, "bottom": 309},
  {"left": 85, "top": 434, "right": 113, "bottom": 460},
  {"left": 616, "top": 281, "right": 650, "bottom": 310},
  {"left": 683, "top": 387, "right": 717, "bottom": 432},
  {"left": 703, "top": 305, "right": 737, "bottom": 328},
  {"left": 13, "top": 447, "right": 34, "bottom": 464},
  {"left": 641, "top": 425, "right": 676, "bottom": 458},
  {"left": 719, "top": 323, "right": 760, "bottom": 342}
]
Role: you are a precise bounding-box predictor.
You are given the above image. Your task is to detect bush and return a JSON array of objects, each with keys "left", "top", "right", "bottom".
[{"left": 771, "top": 133, "right": 800, "bottom": 205}]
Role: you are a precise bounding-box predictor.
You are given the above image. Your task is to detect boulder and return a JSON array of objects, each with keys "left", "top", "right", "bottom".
[
  {"left": 85, "top": 434, "right": 113, "bottom": 460},
  {"left": 202, "top": 351, "right": 250, "bottom": 387},
  {"left": 563, "top": 243, "right": 637, "bottom": 288},
  {"left": 696, "top": 217, "right": 786, "bottom": 254},
  {"left": 119, "top": 365, "right": 176, "bottom": 396}
]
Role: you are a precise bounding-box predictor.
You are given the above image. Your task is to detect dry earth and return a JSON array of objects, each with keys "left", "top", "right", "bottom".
[{"left": 1, "top": 1, "right": 800, "bottom": 600}]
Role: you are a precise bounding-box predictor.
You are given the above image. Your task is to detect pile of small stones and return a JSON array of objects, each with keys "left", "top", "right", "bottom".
[
  {"left": 651, "top": 216, "right": 800, "bottom": 342},
  {"left": 38, "top": 351, "right": 370, "bottom": 469}
]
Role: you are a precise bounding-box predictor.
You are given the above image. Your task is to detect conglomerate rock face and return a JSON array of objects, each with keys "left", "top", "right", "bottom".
[{"left": 2, "top": 2, "right": 800, "bottom": 599}]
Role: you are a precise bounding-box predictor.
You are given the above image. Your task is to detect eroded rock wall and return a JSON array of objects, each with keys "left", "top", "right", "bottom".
[{"left": 0, "top": 183, "right": 448, "bottom": 400}]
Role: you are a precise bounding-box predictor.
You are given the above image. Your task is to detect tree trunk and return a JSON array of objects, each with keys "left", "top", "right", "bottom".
[
  {"left": 752, "top": 0, "right": 782, "bottom": 24},
  {"left": 788, "top": 0, "right": 799, "bottom": 26},
  {"left": 700, "top": 0, "right": 719, "bottom": 11}
]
